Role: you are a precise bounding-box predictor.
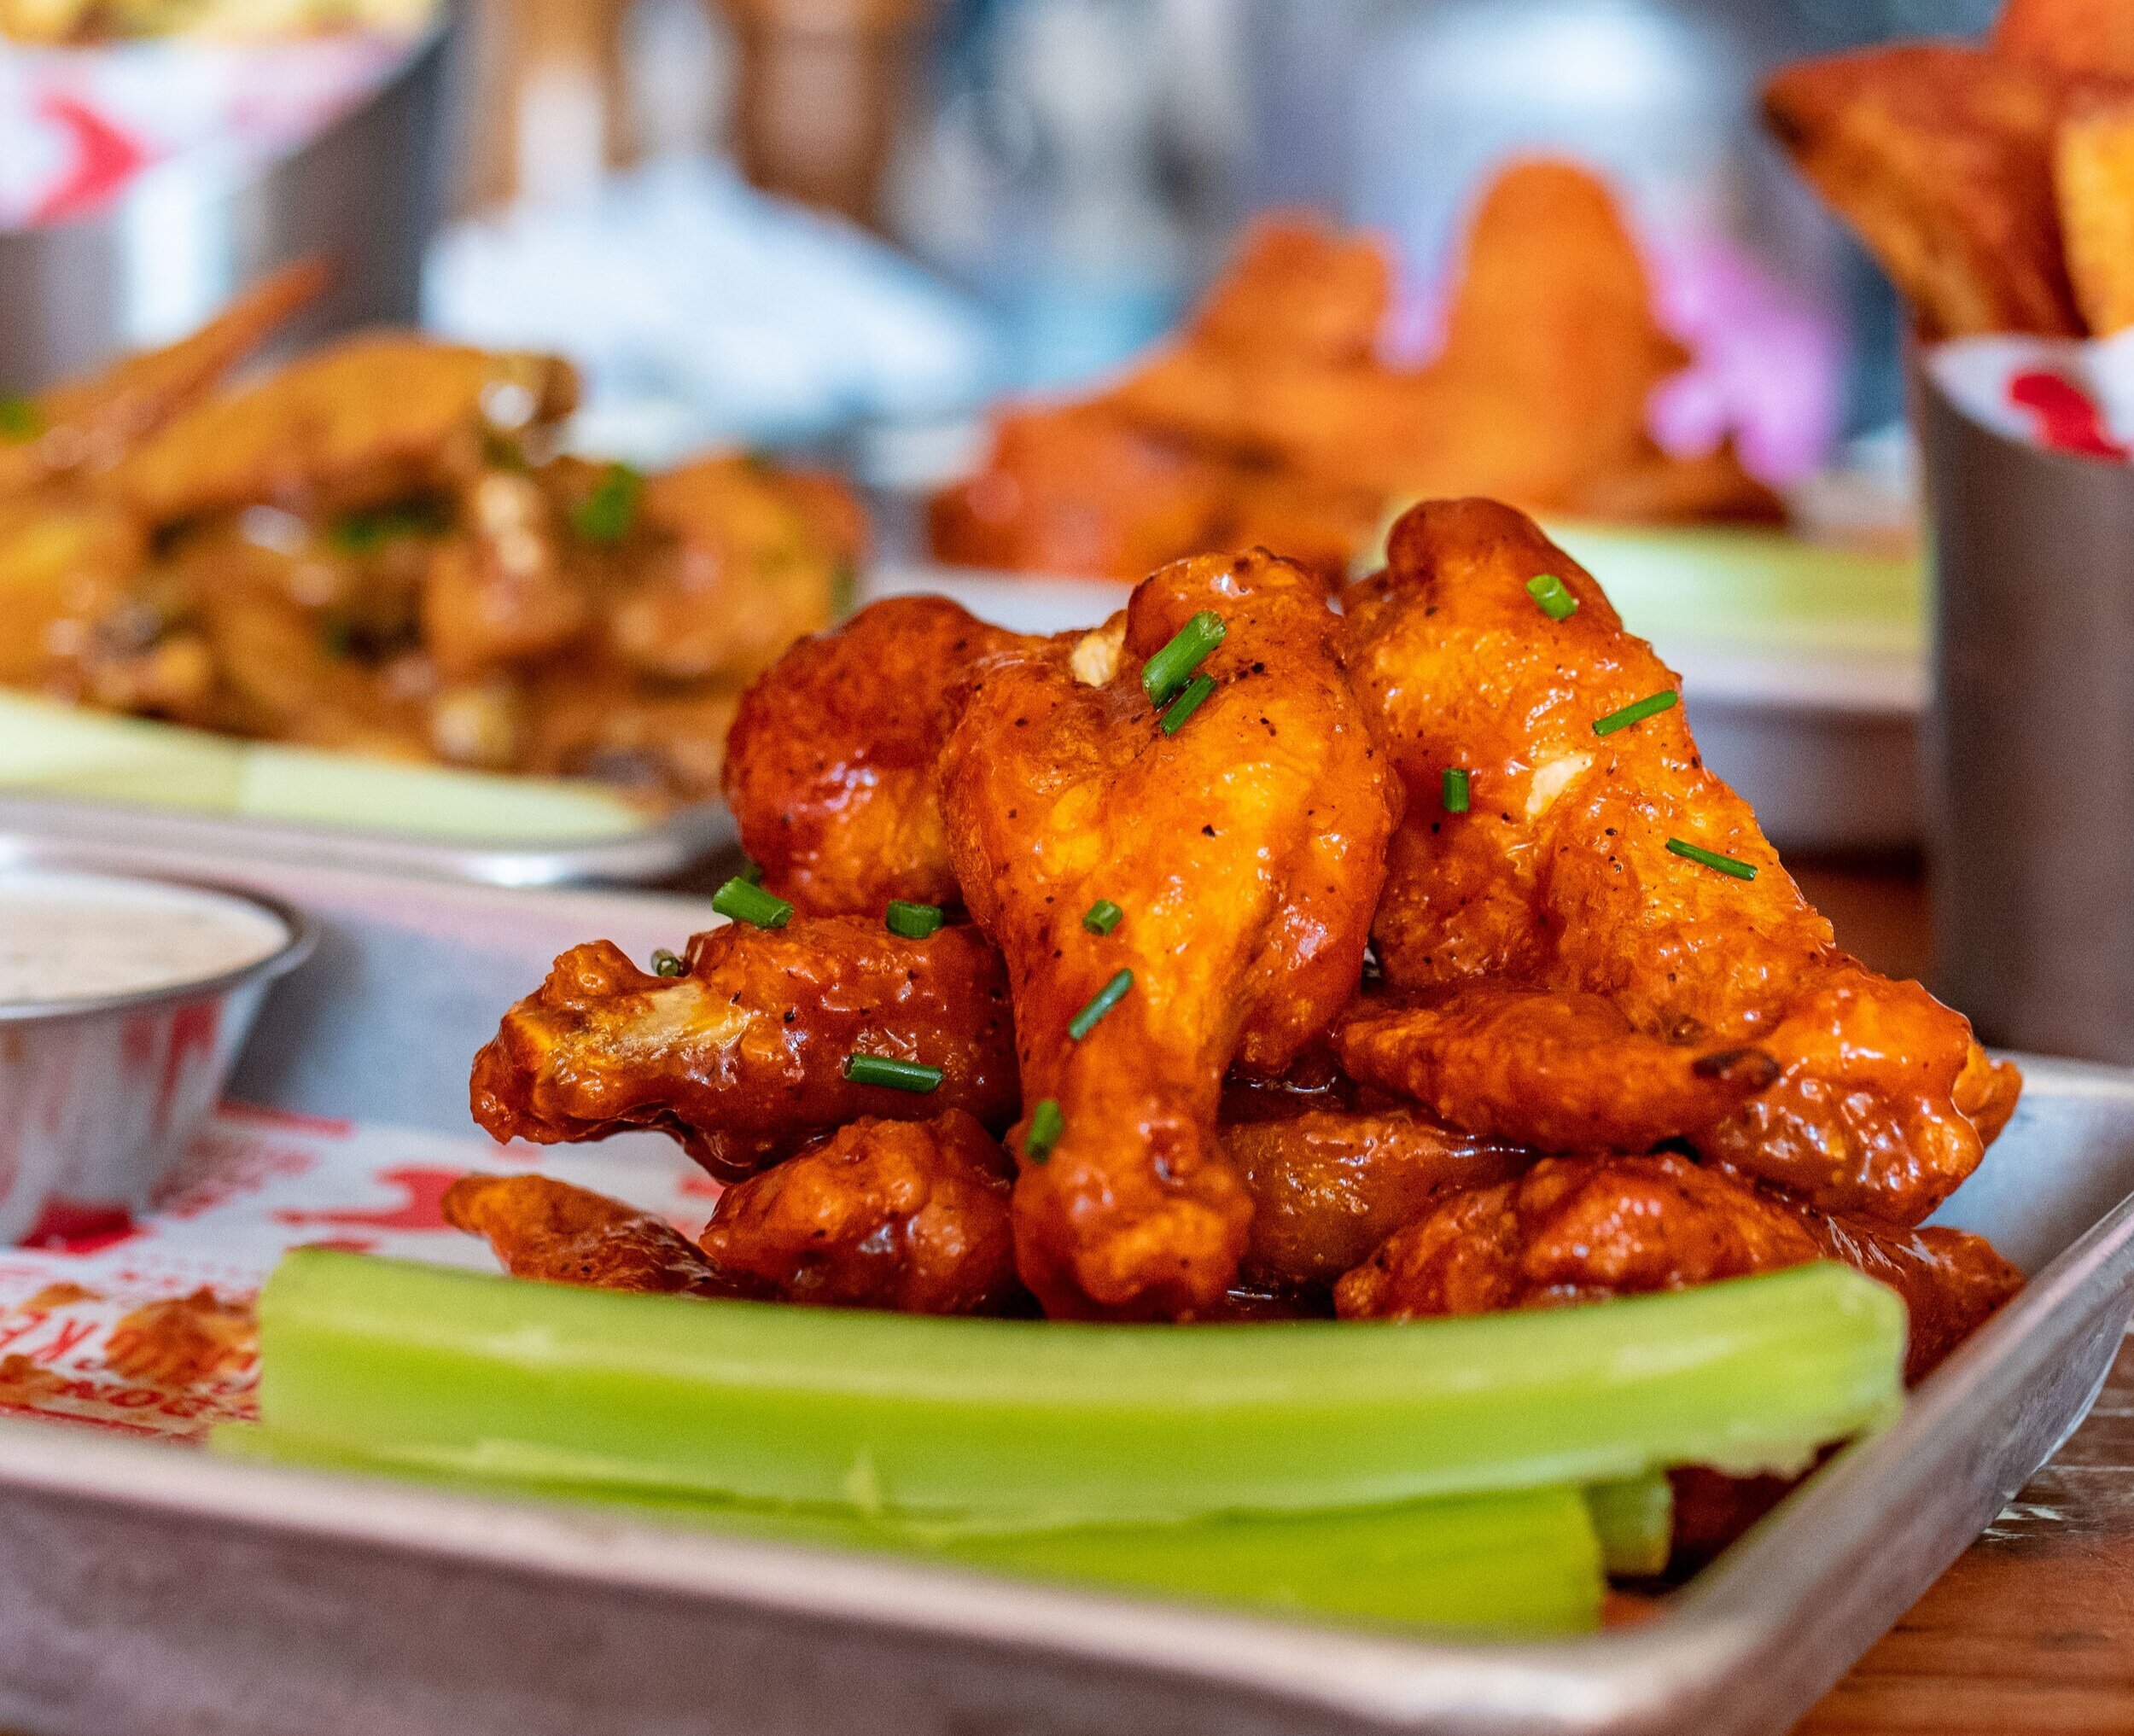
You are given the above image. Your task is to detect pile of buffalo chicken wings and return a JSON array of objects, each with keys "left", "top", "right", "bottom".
[
  {"left": 464, "top": 498, "right": 2021, "bottom": 1386},
  {"left": 0, "top": 265, "right": 860, "bottom": 803}
]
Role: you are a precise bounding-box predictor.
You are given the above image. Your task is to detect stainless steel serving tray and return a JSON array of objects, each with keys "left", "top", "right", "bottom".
[
  {"left": 0, "top": 836, "right": 2125, "bottom": 1736},
  {"left": 0, "top": 790, "right": 734, "bottom": 889}
]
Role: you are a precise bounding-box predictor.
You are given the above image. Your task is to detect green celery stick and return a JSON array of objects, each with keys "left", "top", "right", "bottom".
[
  {"left": 1584, "top": 1474, "right": 1673, "bottom": 1578},
  {"left": 250, "top": 1251, "right": 1902, "bottom": 1527},
  {"left": 216, "top": 1425, "right": 1604, "bottom": 1635}
]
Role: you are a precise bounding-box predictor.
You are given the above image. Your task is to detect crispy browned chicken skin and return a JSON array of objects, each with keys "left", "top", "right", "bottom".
[
  {"left": 723, "top": 597, "right": 1027, "bottom": 916},
  {"left": 1224, "top": 1110, "right": 1526, "bottom": 1295},
  {"left": 699, "top": 1110, "right": 1022, "bottom": 1314},
  {"left": 1337, "top": 499, "right": 2019, "bottom": 1224},
  {"left": 1336, "top": 1152, "right": 2021, "bottom": 1382},
  {"left": 470, "top": 917, "right": 1018, "bottom": 1180},
  {"left": 442, "top": 1173, "right": 733, "bottom": 1296},
  {"left": 938, "top": 548, "right": 1396, "bottom": 1318}
]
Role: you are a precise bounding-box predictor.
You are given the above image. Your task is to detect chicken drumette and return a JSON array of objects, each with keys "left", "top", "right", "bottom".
[
  {"left": 937, "top": 548, "right": 1397, "bottom": 1318},
  {"left": 1337, "top": 499, "right": 2019, "bottom": 1224}
]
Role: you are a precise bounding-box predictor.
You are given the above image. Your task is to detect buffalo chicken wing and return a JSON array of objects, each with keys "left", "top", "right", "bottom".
[
  {"left": 937, "top": 548, "right": 1396, "bottom": 1317},
  {"left": 1338, "top": 499, "right": 2018, "bottom": 1224},
  {"left": 470, "top": 917, "right": 1018, "bottom": 1179}
]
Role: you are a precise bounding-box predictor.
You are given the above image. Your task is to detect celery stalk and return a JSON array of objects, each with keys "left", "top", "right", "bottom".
[
  {"left": 248, "top": 1251, "right": 1902, "bottom": 1527},
  {"left": 219, "top": 1422, "right": 1604, "bottom": 1635},
  {"left": 1584, "top": 1474, "right": 1673, "bottom": 1578}
]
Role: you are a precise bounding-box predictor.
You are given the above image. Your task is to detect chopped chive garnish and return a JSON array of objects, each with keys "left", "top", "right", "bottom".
[
  {"left": 843, "top": 1053, "right": 943, "bottom": 1092},
  {"left": 711, "top": 877, "right": 793, "bottom": 929},
  {"left": 1592, "top": 689, "right": 1678, "bottom": 737},
  {"left": 571, "top": 462, "right": 644, "bottom": 543},
  {"left": 1082, "top": 899, "right": 1123, "bottom": 936},
  {"left": 0, "top": 395, "right": 40, "bottom": 442},
  {"left": 1667, "top": 839, "right": 1759, "bottom": 881},
  {"left": 650, "top": 947, "right": 685, "bottom": 976},
  {"left": 740, "top": 859, "right": 766, "bottom": 885},
  {"left": 1141, "top": 610, "right": 1227, "bottom": 707},
  {"left": 1026, "top": 1098, "right": 1064, "bottom": 1162},
  {"left": 1069, "top": 969, "right": 1134, "bottom": 1041},
  {"left": 327, "top": 499, "right": 447, "bottom": 555},
  {"left": 1526, "top": 574, "right": 1577, "bottom": 620},
  {"left": 886, "top": 900, "right": 944, "bottom": 939},
  {"left": 1442, "top": 768, "right": 1471, "bottom": 813},
  {"left": 1159, "top": 674, "right": 1216, "bottom": 737}
]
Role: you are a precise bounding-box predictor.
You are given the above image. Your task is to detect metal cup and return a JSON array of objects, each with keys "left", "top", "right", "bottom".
[
  {"left": 0, "top": 17, "right": 457, "bottom": 394},
  {"left": 1917, "top": 365, "right": 2134, "bottom": 1063}
]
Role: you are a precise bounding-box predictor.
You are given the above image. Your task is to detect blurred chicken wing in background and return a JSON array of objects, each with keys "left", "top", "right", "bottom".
[
  {"left": 0, "top": 291, "right": 863, "bottom": 805},
  {"left": 931, "top": 159, "right": 1777, "bottom": 585}
]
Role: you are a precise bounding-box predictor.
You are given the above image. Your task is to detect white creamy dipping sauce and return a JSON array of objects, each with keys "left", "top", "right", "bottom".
[{"left": 0, "top": 869, "right": 290, "bottom": 1008}]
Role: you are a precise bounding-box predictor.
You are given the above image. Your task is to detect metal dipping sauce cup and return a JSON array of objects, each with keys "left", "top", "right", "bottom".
[
  {"left": 1917, "top": 365, "right": 2134, "bottom": 1063},
  {"left": 0, "top": 865, "right": 313, "bottom": 1245}
]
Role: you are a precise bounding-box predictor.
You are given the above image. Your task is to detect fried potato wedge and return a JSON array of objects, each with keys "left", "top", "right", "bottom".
[
  {"left": 1764, "top": 44, "right": 2084, "bottom": 339},
  {"left": 2055, "top": 89, "right": 2134, "bottom": 334}
]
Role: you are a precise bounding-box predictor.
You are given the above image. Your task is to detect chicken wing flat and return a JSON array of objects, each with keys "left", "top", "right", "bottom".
[
  {"left": 442, "top": 1173, "right": 733, "bottom": 1296},
  {"left": 928, "top": 404, "right": 1377, "bottom": 586},
  {"left": 1763, "top": 44, "right": 2087, "bottom": 339},
  {"left": 722, "top": 597, "right": 1026, "bottom": 916},
  {"left": 1182, "top": 213, "right": 1391, "bottom": 364},
  {"left": 0, "top": 261, "right": 326, "bottom": 503},
  {"left": 938, "top": 548, "right": 1396, "bottom": 1318},
  {"left": 1335, "top": 1152, "right": 2020, "bottom": 1382},
  {"left": 698, "top": 1110, "right": 1022, "bottom": 1314},
  {"left": 1338, "top": 499, "right": 2018, "bottom": 1224},
  {"left": 111, "top": 335, "right": 579, "bottom": 522},
  {"left": 927, "top": 405, "right": 1234, "bottom": 584},
  {"left": 1334, "top": 986, "right": 1784, "bottom": 1156},
  {"left": 471, "top": 917, "right": 1018, "bottom": 1179},
  {"left": 1225, "top": 1109, "right": 1527, "bottom": 1294}
]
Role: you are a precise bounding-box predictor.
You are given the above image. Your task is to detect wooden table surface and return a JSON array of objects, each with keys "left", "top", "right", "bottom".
[{"left": 1790, "top": 857, "right": 2134, "bottom": 1735}]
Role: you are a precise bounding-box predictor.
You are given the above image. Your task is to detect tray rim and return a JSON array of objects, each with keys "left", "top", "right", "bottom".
[
  {"left": 0, "top": 790, "right": 733, "bottom": 888},
  {"left": 0, "top": 1054, "right": 2125, "bottom": 1733}
]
